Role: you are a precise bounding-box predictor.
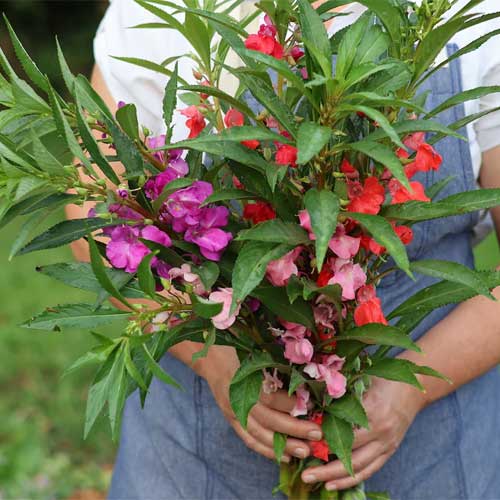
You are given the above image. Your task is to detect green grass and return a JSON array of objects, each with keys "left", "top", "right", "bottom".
[{"left": 0, "top": 217, "right": 115, "bottom": 498}]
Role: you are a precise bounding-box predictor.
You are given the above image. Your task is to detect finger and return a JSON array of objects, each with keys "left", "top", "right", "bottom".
[
  {"left": 352, "top": 426, "right": 377, "bottom": 450},
  {"left": 301, "top": 441, "right": 382, "bottom": 484},
  {"left": 247, "top": 415, "right": 312, "bottom": 459},
  {"left": 324, "top": 453, "right": 390, "bottom": 491},
  {"left": 260, "top": 389, "right": 297, "bottom": 413},
  {"left": 252, "top": 403, "right": 323, "bottom": 441},
  {"left": 232, "top": 418, "right": 291, "bottom": 463}
]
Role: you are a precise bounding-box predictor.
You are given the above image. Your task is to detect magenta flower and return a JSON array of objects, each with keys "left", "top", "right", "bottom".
[
  {"left": 290, "top": 385, "right": 311, "bottom": 417},
  {"left": 209, "top": 287, "right": 241, "bottom": 330},
  {"left": 329, "top": 224, "right": 361, "bottom": 259},
  {"left": 184, "top": 227, "right": 233, "bottom": 261},
  {"left": 266, "top": 247, "right": 302, "bottom": 287},
  {"left": 328, "top": 258, "right": 367, "bottom": 300}
]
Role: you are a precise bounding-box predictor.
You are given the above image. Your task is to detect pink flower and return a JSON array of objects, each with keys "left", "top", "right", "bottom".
[
  {"left": 279, "top": 320, "right": 307, "bottom": 339},
  {"left": 328, "top": 259, "right": 367, "bottom": 300},
  {"left": 209, "top": 288, "right": 241, "bottom": 330},
  {"left": 266, "top": 247, "right": 302, "bottom": 287},
  {"left": 304, "top": 355, "right": 346, "bottom": 399},
  {"left": 290, "top": 385, "right": 311, "bottom": 417},
  {"left": 329, "top": 224, "right": 361, "bottom": 259},
  {"left": 262, "top": 369, "right": 283, "bottom": 394},
  {"left": 313, "top": 303, "right": 336, "bottom": 331},
  {"left": 284, "top": 337, "right": 314, "bottom": 364},
  {"left": 185, "top": 226, "right": 233, "bottom": 261},
  {"left": 169, "top": 264, "right": 205, "bottom": 296},
  {"left": 299, "top": 210, "right": 315, "bottom": 240}
]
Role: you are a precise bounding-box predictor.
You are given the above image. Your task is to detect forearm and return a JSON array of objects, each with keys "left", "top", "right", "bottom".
[{"left": 400, "top": 282, "right": 500, "bottom": 410}]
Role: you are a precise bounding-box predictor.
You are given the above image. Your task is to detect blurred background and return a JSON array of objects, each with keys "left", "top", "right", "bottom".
[{"left": 0, "top": 1, "right": 499, "bottom": 499}]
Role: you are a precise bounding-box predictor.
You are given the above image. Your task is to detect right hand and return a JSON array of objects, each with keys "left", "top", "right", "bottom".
[{"left": 198, "top": 345, "right": 323, "bottom": 463}]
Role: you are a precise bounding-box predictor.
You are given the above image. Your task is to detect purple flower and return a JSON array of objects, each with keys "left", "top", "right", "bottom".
[
  {"left": 106, "top": 225, "right": 172, "bottom": 274},
  {"left": 184, "top": 226, "right": 233, "bottom": 261}
]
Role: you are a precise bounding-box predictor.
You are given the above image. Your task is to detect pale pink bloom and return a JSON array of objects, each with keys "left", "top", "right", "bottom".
[
  {"left": 313, "top": 303, "right": 336, "bottom": 330},
  {"left": 290, "top": 384, "right": 310, "bottom": 417},
  {"left": 329, "top": 224, "right": 361, "bottom": 259},
  {"left": 298, "top": 210, "right": 315, "bottom": 240},
  {"left": 262, "top": 369, "right": 283, "bottom": 394},
  {"left": 266, "top": 247, "right": 302, "bottom": 287},
  {"left": 328, "top": 258, "right": 367, "bottom": 300},
  {"left": 169, "top": 264, "right": 206, "bottom": 295},
  {"left": 284, "top": 337, "right": 314, "bottom": 364},
  {"left": 151, "top": 311, "right": 170, "bottom": 332},
  {"left": 209, "top": 288, "right": 241, "bottom": 330},
  {"left": 304, "top": 355, "right": 346, "bottom": 399}
]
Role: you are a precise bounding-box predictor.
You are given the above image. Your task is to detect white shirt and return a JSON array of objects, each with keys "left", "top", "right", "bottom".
[{"left": 94, "top": 0, "right": 500, "bottom": 179}]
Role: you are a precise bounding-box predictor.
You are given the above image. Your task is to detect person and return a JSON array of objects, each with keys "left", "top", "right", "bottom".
[{"left": 67, "top": 1, "right": 500, "bottom": 498}]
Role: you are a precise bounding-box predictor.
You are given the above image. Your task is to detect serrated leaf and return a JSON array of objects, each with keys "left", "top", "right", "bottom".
[
  {"left": 338, "top": 324, "right": 420, "bottom": 352},
  {"left": 116, "top": 103, "right": 140, "bottom": 140},
  {"left": 56, "top": 37, "right": 76, "bottom": 93},
  {"left": 192, "top": 295, "right": 223, "bottom": 319},
  {"left": 22, "top": 303, "right": 128, "bottom": 331},
  {"left": 237, "top": 220, "right": 310, "bottom": 245},
  {"left": 288, "top": 368, "right": 306, "bottom": 396},
  {"left": 230, "top": 369, "right": 263, "bottom": 428},
  {"left": 231, "top": 352, "right": 277, "bottom": 385},
  {"left": 364, "top": 358, "right": 423, "bottom": 389},
  {"left": 163, "top": 62, "right": 178, "bottom": 137},
  {"left": 322, "top": 413, "right": 354, "bottom": 475},
  {"left": 326, "top": 394, "right": 368, "bottom": 429},
  {"left": 201, "top": 188, "right": 257, "bottom": 206},
  {"left": 305, "top": 189, "right": 340, "bottom": 272},
  {"left": 346, "top": 212, "right": 411, "bottom": 277},
  {"left": 191, "top": 326, "right": 216, "bottom": 363},
  {"left": 137, "top": 251, "right": 158, "bottom": 298},
  {"left": 297, "top": 122, "right": 331, "bottom": 165},
  {"left": 142, "top": 344, "right": 182, "bottom": 389}
]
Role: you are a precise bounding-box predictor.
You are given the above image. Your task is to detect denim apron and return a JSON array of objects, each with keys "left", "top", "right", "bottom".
[{"left": 108, "top": 46, "right": 500, "bottom": 499}]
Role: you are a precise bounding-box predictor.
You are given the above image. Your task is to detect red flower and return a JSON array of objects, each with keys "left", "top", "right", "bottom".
[
  {"left": 180, "top": 106, "right": 206, "bottom": 139},
  {"left": 347, "top": 176, "right": 385, "bottom": 215},
  {"left": 233, "top": 176, "right": 245, "bottom": 190},
  {"left": 243, "top": 202, "right": 276, "bottom": 225},
  {"left": 405, "top": 143, "right": 442, "bottom": 179},
  {"left": 290, "top": 45, "right": 305, "bottom": 61},
  {"left": 403, "top": 131, "right": 426, "bottom": 151},
  {"left": 354, "top": 295, "right": 388, "bottom": 327},
  {"left": 360, "top": 235, "right": 385, "bottom": 255},
  {"left": 224, "top": 108, "right": 260, "bottom": 150},
  {"left": 276, "top": 144, "right": 298, "bottom": 167},
  {"left": 318, "top": 326, "right": 337, "bottom": 350},
  {"left": 317, "top": 265, "right": 334, "bottom": 287},
  {"left": 309, "top": 414, "right": 330, "bottom": 461},
  {"left": 393, "top": 224, "right": 414, "bottom": 245},
  {"left": 245, "top": 34, "right": 284, "bottom": 59},
  {"left": 340, "top": 158, "right": 358, "bottom": 179},
  {"left": 389, "top": 179, "right": 430, "bottom": 204}
]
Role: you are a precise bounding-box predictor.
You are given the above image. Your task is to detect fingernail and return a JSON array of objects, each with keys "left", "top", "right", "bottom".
[
  {"left": 308, "top": 430, "right": 322, "bottom": 441},
  {"left": 281, "top": 455, "right": 290, "bottom": 463},
  {"left": 326, "top": 483, "right": 337, "bottom": 491},
  {"left": 302, "top": 474, "right": 316, "bottom": 483},
  {"left": 294, "top": 448, "right": 308, "bottom": 458}
]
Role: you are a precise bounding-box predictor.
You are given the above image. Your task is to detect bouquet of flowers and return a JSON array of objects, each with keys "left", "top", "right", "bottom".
[{"left": 2, "top": 0, "right": 500, "bottom": 498}]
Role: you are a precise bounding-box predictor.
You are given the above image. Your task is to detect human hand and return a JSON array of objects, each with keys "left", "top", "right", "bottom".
[
  {"left": 301, "top": 376, "right": 426, "bottom": 491},
  {"left": 201, "top": 345, "right": 323, "bottom": 462}
]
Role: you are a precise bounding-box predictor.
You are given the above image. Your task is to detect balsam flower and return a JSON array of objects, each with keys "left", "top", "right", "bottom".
[
  {"left": 389, "top": 179, "right": 430, "bottom": 204},
  {"left": 276, "top": 144, "right": 298, "bottom": 167},
  {"left": 329, "top": 224, "right": 361, "bottom": 259},
  {"left": 243, "top": 202, "right": 276, "bottom": 225},
  {"left": 290, "top": 385, "right": 310, "bottom": 417},
  {"left": 169, "top": 263, "right": 205, "bottom": 296},
  {"left": 347, "top": 176, "right": 385, "bottom": 214},
  {"left": 266, "top": 247, "right": 302, "bottom": 287},
  {"left": 328, "top": 258, "right": 367, "bottom": 301},
  {"left": 262, "top": 369, "right": 283, "bottom": 394},
  {"left": 180, "top": 106, "right": 206, "bottom": 138},
  {"left": 209, "top": 288, "right": 241, "bottom": 330},
  {"left": 304, "top": 355, "right": 347, "bottom": 399},
  {"left": 224, "top": 108, "right": 259, "bottom": 149},
  {"left": 354, "top": 285, "right": 388, "bottom": 326}
]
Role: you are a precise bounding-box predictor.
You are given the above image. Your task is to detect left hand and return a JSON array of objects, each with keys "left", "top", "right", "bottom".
[{"left": 301, "top": 376, "right": 427, "bottom": 491}]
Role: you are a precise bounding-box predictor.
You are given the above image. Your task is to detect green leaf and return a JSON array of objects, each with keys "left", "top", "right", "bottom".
[
  {"left": 364, "top": 59, "right": 411, "bottom": 93},
  {"left": 411, "top": 259, "right": 493, "bottom": 299},
  {"left": 338, "top": 324, "right": 421, "bottom": 352},
  {"left": 297, "top": 0, "right": 332, "bottom": 74},
  {"left": 191, "top": 326, "right": 217, "bottom": 363},
  {"left": 426, "top": 175, "right": 455, "bottom": 200},
  {"left": 326, "top": 394, "right": 369, "bottom": 429},
  {"left": 366, "top": 492, "right": 390, "bottom": 500},
  {"left": 252, "top": 284, "right": 316, "bottom": 331},
  {"left": 305, "top": 189, "right": 340, "bottom": 272},
  {"left": 231, "top": 352, "right": 278, "bottom": 385},
  {"left": 201, "top": 188, "right": 257, "bottom": 206},
  {"left": 74, "top": 74, "right": 114, "bottom": 120},
  {"left": 237, "top": 220, "right": 310, "bottom": 245},
  {"left": 336, "top": 14, "right": 370, "bottom": 80},
  {"left": 288, "top": 367, "right": 306, "bottom": 396},
  {"left": 17, "top": 218, "right": 123, "bottom": 256},
  {"left": 192, "top": 295, "right": 223, "bottom": 319},
  {"left": 22, "top": 303, "right": 129, "bottom": 331},
  {"left": 230, "top": 370, "right": 263, "bottom": 428},
  {"left": 29, "top": 130, "right": 66, "bottom": 176},
  {"left": 116, "top": 103, "right": 140, "bottom": 140},
  {"left": 111, "top": 56, "right": 186, "bottom": 82},
  {"left": 163, "top": 63, "right": 178, "bottom": 137},
  {"left": 124, "top": 342, "right": 148, "bottom": 391},
  {"left": 142, "top": 344, "right": 182, "bottom": 389},
  {"left": 4, "top": 16, "right": 48, "bottom": 92},
  {"left": 102, "top": 116, "right": 145, "bottom": 179},
  {"left": 56, "top": 37, "right": 76, "bottom": 93},
  {"left": 137, "top": 251, "right": 158, "bottom": 298},
  {"left": 297, "top": 122, "right": 331, "bottom": 165},
  {"left": 273, "top": 433, "right": 287, "bottom": 464},
  {"left": 364, "top": 358, "right": 423, "bottom": 389},
  {"left": 348, "top": 140, "right": 409, "bottom": 190},
  {"left": 346, "top": 212, "right": 411, "bottom": 277},
  {"left": 231, "top": 241, "right": 293, "bottom": 309},
  {"left": 75, "top": 90, "right": 120, "bottom": 185},
  {"left": 322, "top": 413, "right": 354, "bottom": 475},
  {"left": 193, "top": 261, "right": 220, "bottom": 291}
]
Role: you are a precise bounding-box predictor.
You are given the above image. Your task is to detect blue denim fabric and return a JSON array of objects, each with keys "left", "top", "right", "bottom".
[{"left": 108, "top": 46, "right": 500, "bottom": 499}]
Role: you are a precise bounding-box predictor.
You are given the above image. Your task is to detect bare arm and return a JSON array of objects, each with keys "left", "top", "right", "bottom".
[{"left": 66, "top": 64, "right": 322, "bottom": 461}]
